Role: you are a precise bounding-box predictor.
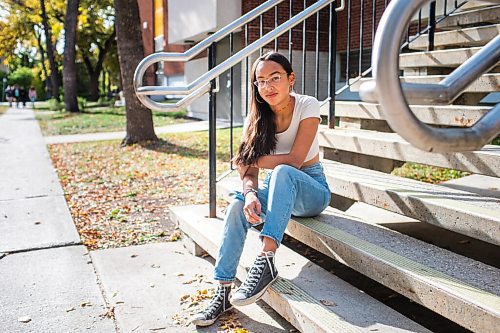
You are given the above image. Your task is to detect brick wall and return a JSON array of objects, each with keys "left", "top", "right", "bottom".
[{"left": 241, "top": 0, "right": 391, "bottom": 53}]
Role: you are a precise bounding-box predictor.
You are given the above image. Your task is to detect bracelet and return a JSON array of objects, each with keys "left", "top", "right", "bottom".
[{"left": 243, "top": 188, "right": 258, "bottom": 199}]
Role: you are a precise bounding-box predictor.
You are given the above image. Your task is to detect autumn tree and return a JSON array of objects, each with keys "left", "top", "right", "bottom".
[
  {"left": 39, "top": 0, "right": 61, "bottom": 100},
  {"left": 114, "top": 0, "right": 157, "bottom": 144},
  {"left": 77, "top": 0, "right": 116, "bottom": 101}
]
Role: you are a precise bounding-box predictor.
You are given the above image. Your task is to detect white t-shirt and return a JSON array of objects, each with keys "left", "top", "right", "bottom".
[{"left": 243, "top": 93, "right": 321, "bottom": 162}]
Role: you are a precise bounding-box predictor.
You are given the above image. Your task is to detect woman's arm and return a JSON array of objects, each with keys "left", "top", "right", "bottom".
[{"left": 256, "top": 117, "right": 319, "bottom": 169}]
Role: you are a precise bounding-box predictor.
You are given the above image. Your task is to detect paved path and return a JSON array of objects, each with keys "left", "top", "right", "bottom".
[
  {"left": 0, "top": 108, "right": 289, "bottom": 332},
  {"left": 44, "top": 120, "right": 234, "bottom": 144},
  {"left": 0, "top": 108, "right": 115, "bottom": 332}
]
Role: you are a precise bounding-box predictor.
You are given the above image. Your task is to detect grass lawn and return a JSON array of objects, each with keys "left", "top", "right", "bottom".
[
  {"left": 49, "top": 127, "right": 243, "bottom": 250},
  {"left": 391, "top": 162, "right": 470, "bottom": 184},
  {"left": 36, "top": 106, "right": 189, "bottom": 136}
]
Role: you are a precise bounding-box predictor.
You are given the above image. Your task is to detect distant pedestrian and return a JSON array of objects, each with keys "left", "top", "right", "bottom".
[
  {"left": 20, "top": 86, "right": 27, "bottom": 108},
  {"left": 13, "top": 85, "right": 20, "bottom": 108},
  {"left": 5, "top": 85, "right": 13, "bottom": 107},
  {"left": 28, "top": 87, "right": 37, "bottom": 108}
]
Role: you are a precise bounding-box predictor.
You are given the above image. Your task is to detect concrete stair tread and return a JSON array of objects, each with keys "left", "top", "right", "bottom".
[
  {"left": 437, "top": 5, "right": 500, "bottom": 29},
  {"left": 442, "top": 174, "right": 500, "bottom": 198},
  {"left": 409, "top": 23, "right": 500, "bottom": 50},
  {"left": 323, "top": 101, "right": 491, "bottom": 127},
  {"left": 399, "top": 47, "right": 484, "bottom": 68},
  {"left": 216, "top": 179, "right": 500, "bottom": 332},
  {"left": 170, "top": 204, "right": 431, "bottom": 333},
  {"left": 318, "top": 126, "right": 500, "bottom": 177},
  {"left": 349, "top": 73, "right": 500, "bottom": 92},
  {"left": 320, "top": 160, "right": 500, "bottom": 245}
]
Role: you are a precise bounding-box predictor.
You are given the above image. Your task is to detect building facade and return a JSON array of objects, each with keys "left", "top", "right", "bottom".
[{"left": 137, "top": 0, "right": 454, "bottom": 121}]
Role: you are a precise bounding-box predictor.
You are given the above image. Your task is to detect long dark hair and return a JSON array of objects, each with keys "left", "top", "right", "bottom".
[{"left": 233, "top": 52, "right": 294, "bottom": 166}]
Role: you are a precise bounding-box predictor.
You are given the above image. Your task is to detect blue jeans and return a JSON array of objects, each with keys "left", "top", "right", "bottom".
[{"left": 214, "top": 162, "right": 331, "bottom": 282}]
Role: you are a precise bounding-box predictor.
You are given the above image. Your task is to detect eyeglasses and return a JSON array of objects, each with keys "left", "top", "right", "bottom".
[{"left": 253, "top": 72, "right": 287, "bottom": 88}]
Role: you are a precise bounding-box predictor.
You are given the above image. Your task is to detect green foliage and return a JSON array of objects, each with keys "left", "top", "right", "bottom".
[
  {"left": 8, "top": 67, "right": 34, "bottom": 87},
  {"left": 47, "top": 98, "right": 63, "bottom": 111},
  {"left": 77, "top": 96, "right": 88, "bottom": 111},
  {"left": 392, "top": 162, "right": 470, "bottom": 184}
]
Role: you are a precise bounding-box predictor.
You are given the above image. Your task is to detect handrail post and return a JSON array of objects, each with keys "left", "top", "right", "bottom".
[
  {"left": 428, "top": 1, "right": 436, "bottom": 51},
  {"left": 329, "top": 1, "right": 338, "bottom": 129},
  {"left": 208, "top": 42, "right": 217, "bottom": 218}
]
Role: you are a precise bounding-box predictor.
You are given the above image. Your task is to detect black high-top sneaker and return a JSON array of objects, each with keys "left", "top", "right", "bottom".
[
  {"left": 190, "top": 284, "right": 232, "bottom": 326},
  {"left": 230, "top": 251, "right": 278, "bottom": 306}
]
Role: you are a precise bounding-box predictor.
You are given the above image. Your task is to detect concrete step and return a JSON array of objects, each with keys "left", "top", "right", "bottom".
[
  {"left": 318, "top": 127, "right": 500, "bottom": 177},
  {"left": 320, "top": 160, "right": 500, "bottom": 245},
  {"left": 350, "top": 73, "right": 500, "bottom": 93},
  {"left": 399, "top": 47, "right": 484, "bottom": 68},
  {"left": 170, "top": 204, "right": 431, "bottom": 333},
  {"left": 323, "top": 101, "right": 491, "bottom": 127},
  {"left": 437, "top": 5, "right": 500, "bottom": 29},
  {"left": 409, "top": 23, "right": 500, "bottom": 50},
  {"left": 216, "top": 179, "right": 500, "bottom": 332},
  {"left": 442, "top": 174, "right": 500, "bottom": 199}
]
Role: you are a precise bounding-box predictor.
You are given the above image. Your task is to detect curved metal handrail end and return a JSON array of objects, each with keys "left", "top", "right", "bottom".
[
  {"left": 335, "top": 0, "right": 346, "bottom": 11},
  {"left": 136, "top": 82, "right": 211, "bottom": 113},
  {"left": 137, "top": 86, "right": 193, "bottom": 96},
  {"left": 359, "top": 80, "right": 379, "bottom": 103}
]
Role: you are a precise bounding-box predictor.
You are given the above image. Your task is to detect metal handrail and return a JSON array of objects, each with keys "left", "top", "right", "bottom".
[
  {"left": 133, "top": 0, "right": 286, "bottom": 111},
  {"left": 134, "top": 0, "right": 343, "bottom": 112},
  {"left": 359, "top": 0, "right": 500, "bottom": 152}
]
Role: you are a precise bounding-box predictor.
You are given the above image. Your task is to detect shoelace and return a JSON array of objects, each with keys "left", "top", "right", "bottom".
[
  {"left": 204, "top": 286, "right": 227, "bottom": 317},
  {"left": 239, "top": 252, "right": 274, "bottom": 295}
]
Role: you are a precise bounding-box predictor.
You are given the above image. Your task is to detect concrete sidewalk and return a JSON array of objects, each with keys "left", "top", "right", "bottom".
[
  {"left": 0, "top": 108, "right": 291, "bottom": 332},
  {"left": 0, "top": 108, "right": 115, "bottom": 332}
]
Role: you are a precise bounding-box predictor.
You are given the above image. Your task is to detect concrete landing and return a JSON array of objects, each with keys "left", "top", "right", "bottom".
[{"left": 90, "top": 241, "right": 295, "bottom": 333}]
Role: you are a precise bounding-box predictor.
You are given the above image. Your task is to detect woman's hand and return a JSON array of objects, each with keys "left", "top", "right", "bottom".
[{"left": 243, "top": 192, "right": 262, "bottom": 224}]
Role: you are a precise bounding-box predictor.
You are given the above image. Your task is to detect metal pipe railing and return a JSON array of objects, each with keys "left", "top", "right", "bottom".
[
  {"left": 135, "top": 0, "right": 337, "bottom": 110},
  {"left": 133, "top": 0, "right": 287, "bottom": 111},
  {"left": 359, "top": 0, "right": 500, "bottom": 152}
]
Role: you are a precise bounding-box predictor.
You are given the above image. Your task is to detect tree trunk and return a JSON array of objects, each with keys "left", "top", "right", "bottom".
[
  {"left": 81, "top": 30, "right": 116, "bottom": 102},
  {"left": 63, "top": 0, "right": 80, "bottom": 112},
  {"left": 35, "top": 28, "right": 50, "bottom": 96},
  {"left": 114, "top": 0, "right": 157, "bottom": 144},
  {"left": 89, "top": 71, "right": 100, "bottom": 101},
  {"left": 40, "top": 0, "right": 60, "bottom": 101}
]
